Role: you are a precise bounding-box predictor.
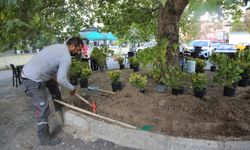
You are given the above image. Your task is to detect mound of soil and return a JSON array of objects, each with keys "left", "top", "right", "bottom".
[{"left": 63, "top": 69, "right": 250, "bottom": 140}]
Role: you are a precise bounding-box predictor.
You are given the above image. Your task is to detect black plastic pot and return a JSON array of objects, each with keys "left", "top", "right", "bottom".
[
  {"left": 194, "top": 88, "right": 206, "bottom": 99},
  {"left": 196, "top": 68, "right": 204, "bottom": 73},
  {"left": 171, "top": 87, "right": 184, "bottom": 95},
  {"left": 210, "top": 65, "right": 216, "bottom": 72},
  {"left": 128, "top": 52, "right": 134, "bottom": 58},
  {"left": 111, "top": 81, "right": 122, "bottom": 92},
  {"left": 130, "top": 64, "right": 134, "bottom": 69},
  {"left": 223, "top": 86, "right": 236, "bottom": 97},
  {"left": 119, "top": 64, "right": 125, "bottom": 69},
  {"left": 133, "top": 66, "right": 139, "bottom": 72},
  {"left": 139, "top": 88, "right": 145, "bottom": 93},
  {"left": 70, "top": 77, "right": 78, "bottom": 86},
  {"left": 238, "top": 78, "right": 249, "bottom": 87},
  {"left": 79, "top": 78, "right": 88, "bottom": 88}
]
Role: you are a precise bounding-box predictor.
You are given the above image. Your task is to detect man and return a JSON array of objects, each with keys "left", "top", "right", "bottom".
[{"left": 21, "top": 37, "right": 83, "bottom": 146}]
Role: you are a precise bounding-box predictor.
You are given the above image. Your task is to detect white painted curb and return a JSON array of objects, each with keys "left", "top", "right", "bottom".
[{"left": 63, "top": 110, "right": 250, "bottom": 150}]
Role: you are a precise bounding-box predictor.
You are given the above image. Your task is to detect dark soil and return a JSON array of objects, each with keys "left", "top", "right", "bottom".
[{"left": 62, "top": 68, "right": 250, "bottom": 141}]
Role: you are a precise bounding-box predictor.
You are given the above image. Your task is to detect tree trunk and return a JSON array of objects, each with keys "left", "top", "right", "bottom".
[{"left": 157, "top": 0, "right": 188, "bottom": 65}]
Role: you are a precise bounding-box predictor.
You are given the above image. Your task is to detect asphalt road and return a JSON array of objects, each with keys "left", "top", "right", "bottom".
[{"left": 0, "top": 70, "right": 137, "bottom": 150}]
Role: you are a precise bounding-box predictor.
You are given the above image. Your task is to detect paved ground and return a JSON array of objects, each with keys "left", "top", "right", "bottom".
[{"left": 0, "top": 70, "right": 137, "bottom": 150}]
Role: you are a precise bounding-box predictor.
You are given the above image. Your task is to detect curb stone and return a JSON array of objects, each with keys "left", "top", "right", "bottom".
[{"left": 63, "top": 110, "right": 250, "bottom": 150}]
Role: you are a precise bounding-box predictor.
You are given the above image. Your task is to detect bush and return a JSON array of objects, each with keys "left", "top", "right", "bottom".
[
  {"left": 129, "top": 57, "right": 140, "bottom": 67},
  {"left": 91, "top": 46, "right": 113, "bottom": 67},
  {"left": 195, "top": 58, "right": 206, "bottom": 73},
  {"left": 165, "top": 66, "right": 190, "bottom": 89},
  {"left": 80, "top": 68, "right": 92, "bottom": 79},
  {"left": 107, "top": 70, "right": 121, "bottom": 83},
  {"left": 116, "top": 56, "right": 124, "bottom": 65},
  {"left": 192, "top": 73, "right": 208, "bottom": 91},
  {"left": 129, "top": 73, "right": 147, "bottom": 90},
  {"left": 213, "top": 54, "right": 243, "bottom": 87},
  {"left": 150, "top": 68, "right": 163, "bottom": 83}
]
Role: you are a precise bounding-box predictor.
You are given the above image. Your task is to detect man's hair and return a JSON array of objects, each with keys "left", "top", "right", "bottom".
[{"left": 66, "top": 37, "right": 83, "bottom": 47}]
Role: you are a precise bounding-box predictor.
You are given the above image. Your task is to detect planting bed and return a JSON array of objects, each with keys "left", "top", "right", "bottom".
[{"left": 62, "top": 68, "right": 250, "bottom": 140}]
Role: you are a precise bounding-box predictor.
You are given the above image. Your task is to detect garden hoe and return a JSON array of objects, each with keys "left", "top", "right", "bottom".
[
  {"left": 75, "top": 93, "right": 96, "bottom": 113},
  {"left": 88, "top": 85, "right": 115, "bottom": 94}
]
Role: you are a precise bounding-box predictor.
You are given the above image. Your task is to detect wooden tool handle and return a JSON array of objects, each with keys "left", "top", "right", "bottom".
[
  {"left": 97, "top": 89, "right": 115, "bottom": 94},
  {"left": 75, "top": 93, "right": 92, "bottom": 106},
  {"left": 54, "top": 100, "right": 137, "bottom": 129}
]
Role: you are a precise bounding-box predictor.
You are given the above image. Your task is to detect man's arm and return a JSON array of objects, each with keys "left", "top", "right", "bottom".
[{"left": 57, "top": 59, "right": 75, "bottom": 92}]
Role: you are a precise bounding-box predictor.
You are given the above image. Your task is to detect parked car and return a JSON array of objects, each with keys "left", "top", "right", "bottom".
[
  {"left": 214, "top": 44, "right": 236, "bottom": 53},
  {"left": 187, "top": 40, "right": 214, "bottom": 58},
  {"left": 135, "top": 41, "right": 157, "bottom": 52}
]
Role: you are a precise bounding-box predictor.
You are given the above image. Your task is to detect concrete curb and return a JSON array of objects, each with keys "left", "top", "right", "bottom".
[{"left": 63, "top": 110, "right": 250, "bottom": 150}]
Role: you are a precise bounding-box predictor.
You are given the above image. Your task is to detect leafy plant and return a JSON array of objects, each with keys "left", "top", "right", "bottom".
[
  {"left": 209, "top": 53, "right": 220, "bottom": 65},
  {"left": 80, "top": 68, "right": 92, "bottom": 79},
  {"left": 237, "top": 49, "right": 250, "bottom": 77},
  {"left": 150, "top": 67, "right": 163, "bottom": 83},
  {"left": 91, "top": 46, "right": 114, "bottom": 67},
  {"left": 69, "top": 59, "right": 83, "bottom": 78},
  {"left": 129, "top": 57, "right": 140, "bottom": 67},
  {"left": 192, "top": 73, "right": 208, "bottom": 91},
  {"left": 116, "top": 56, "right": 124, "bottom": 65},
  {"left": 165, "top": 66, "right": 190, "bottom": 89},
  {"left": 129, "top": 73, "right": 147, "bottom": 90},
  {"left": 195, "top": 58, "right": 206, "bottom": 72},
  {"left": 213, "top": 54, "right": 243, "bottom": 88},
  {"left": 107, "top": 70, "right": 121, "bottom": 83}
]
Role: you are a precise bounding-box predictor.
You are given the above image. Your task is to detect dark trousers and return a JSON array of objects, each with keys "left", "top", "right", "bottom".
[{"left": 22, "top": 79, "right": 62, "bottom": 134}]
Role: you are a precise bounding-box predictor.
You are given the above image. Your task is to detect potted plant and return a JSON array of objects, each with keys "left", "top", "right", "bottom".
[
  {"left": 129, "top": 73, "right": 147, "bottom": 93},
  {"left": 91, "top": 46, "right": 113, "bottom": 71},
  {"left": 165, "top": 66, "right": 189, "bottom": 95},
  {"left": 68, "top": 59, "right": 82, "bottom": 85},
  {"left": 150, "top": 68, "right": 166, "bottom": 93},
  {"left": 191, "top": 73, "right": 208, "bottom": 99},
  {"left": 69, "top": 66, "right": 79, "bottom": 86},
  {"left": 116, "top": 56, "right": 125, "bottom": 69},
  {"left": 213, "top": 54, "right": 243, "bottom": 97},
  {"left": 209, "top": 53, "right": 220, "bottom": 72},
  {"left": 79, "top": 68, "right": 92, "bottom": 88},
  {"left": 194, "top": 58, "right": 206, "bottom": 73},
  {"left": 237, "top": 50, "right": 250, "bottom": 87},
  {"left": 107, "top": 70, "right": 122, "bottom": 92},
  {"left": 129, "top": 57, "right": 140, "bottom": 72}
]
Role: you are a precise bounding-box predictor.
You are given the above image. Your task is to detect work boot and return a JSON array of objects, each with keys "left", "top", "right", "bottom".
[{"left": 37, "top": 124, "right": 61, "bottom": 146}]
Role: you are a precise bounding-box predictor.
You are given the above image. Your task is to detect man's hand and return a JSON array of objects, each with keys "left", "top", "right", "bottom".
[{"left": 70, "top": 88, "right": 76, "bottom": 96}]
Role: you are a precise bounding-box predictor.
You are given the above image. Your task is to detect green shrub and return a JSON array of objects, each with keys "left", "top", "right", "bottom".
[
  {"left": 107, "top": 70, "right": 121, "bottom": 83},
  {"left": 91, "top": 46, "right": 113, "bottom": 67},
  {"left": 165, "top": 66, "right": 190, "bottom": 89},
  {"left": 192, "top": 73, "right": 208, "bottom": 90},
  {"left": 129, "top": 73, "right": 147, "bottom": 90},
  {"left": 129, "top": 57, "right": 140, "bottom": 67},
  {"left": 213, "top": 54, "right": 243, "bottom": 87},
  {"left": 150, "top": 68, "right": 163, "bottom": 83},
  {"left": 80, "top": 68, "right": 92, "bottom": 79},
  {"left": 195, "top": 58, "right": 206, "bottom": 72},
  {"left": 116, "top": 56, "right": 124, "bottom": 65}
]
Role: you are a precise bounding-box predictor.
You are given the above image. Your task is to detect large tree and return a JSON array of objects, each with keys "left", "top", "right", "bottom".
[{"left": 92, "top": 0, "right": 248, "bottom": 64}]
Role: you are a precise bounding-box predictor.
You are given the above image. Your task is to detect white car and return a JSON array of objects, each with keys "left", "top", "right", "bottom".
[
  {"left": 187, "top": 40, "right": 214, "bottom": 58},
  {"left": 135, "top": 42, "right": 157, "bottom": 52}
]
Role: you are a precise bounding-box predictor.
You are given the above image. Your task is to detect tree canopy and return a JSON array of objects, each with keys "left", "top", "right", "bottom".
[{"left": 0, "top": 0, "right": 249, "bottom": 57}]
